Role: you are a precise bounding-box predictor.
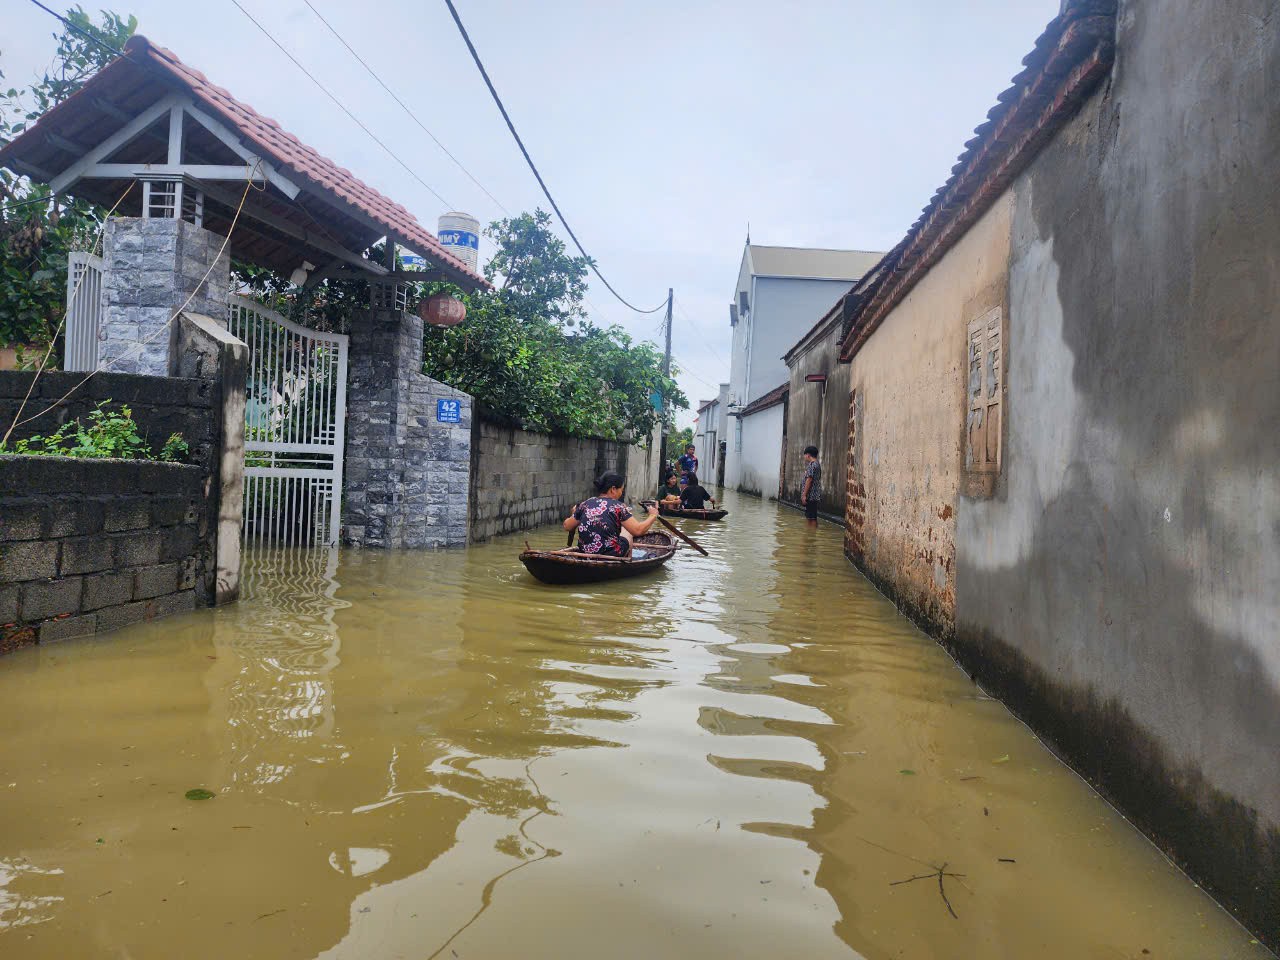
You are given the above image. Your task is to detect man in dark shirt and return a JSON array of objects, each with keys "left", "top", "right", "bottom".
[
  {"left": 680, "top": 473, "right": 715, "bottom": 510},
  {"left": 801, "top": 445, "right": 822, "bottom": 526}
]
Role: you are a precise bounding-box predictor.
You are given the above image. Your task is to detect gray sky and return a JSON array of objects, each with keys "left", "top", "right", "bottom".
[{"left": 3, "top": 0, "right": 1058, "bottom": 426}]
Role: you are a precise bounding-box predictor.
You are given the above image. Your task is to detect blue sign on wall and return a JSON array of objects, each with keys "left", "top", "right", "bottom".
[
  {"left": 439, "top": 229, "right": 479, "bottom": 250},
  {"left": 437, "top": 398, "right": 462, "bottom": 423}
]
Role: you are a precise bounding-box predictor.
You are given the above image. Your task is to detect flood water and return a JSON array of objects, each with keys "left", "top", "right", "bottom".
[{"left": 0, "top": 492, "right": 1266, "bottom": 959}]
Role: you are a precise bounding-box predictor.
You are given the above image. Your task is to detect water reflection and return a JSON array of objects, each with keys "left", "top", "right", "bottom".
[{"left": 0, "top": 493, "right": 1267, "bottom": 959}]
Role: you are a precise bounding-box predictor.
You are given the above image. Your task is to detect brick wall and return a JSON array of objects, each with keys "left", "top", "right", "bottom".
[
  {"left": 0, "top": 457, "right": 206, "bottom": 654},
  {"left": 469, "top": 417, "right": 632, "bottom": 542}
]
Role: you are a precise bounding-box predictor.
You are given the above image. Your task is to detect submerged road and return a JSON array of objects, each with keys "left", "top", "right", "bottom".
[{"left": 0, "top": 492, "right": 1267, "bottom": 958}]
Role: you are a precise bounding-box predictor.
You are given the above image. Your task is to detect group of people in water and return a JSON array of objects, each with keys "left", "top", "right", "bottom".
[{"left": 563, "top": 442, "right": 823, "bottom": 558}]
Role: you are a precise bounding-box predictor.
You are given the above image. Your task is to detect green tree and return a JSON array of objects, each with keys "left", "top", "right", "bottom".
[
  {"left": 422, "top": 210, "right": 686, "bottom": 440},
  {"left": 665, "top": 427, "right": 694, "bottom": 462},
  {"left": 0, "top": 7, "right": 138, "bottom": 361}
]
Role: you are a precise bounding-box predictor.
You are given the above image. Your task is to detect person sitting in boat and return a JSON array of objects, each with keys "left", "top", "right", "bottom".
[
  {"left": 564, "top": 472, "right": 660, "bottom": 557},
  {"left": 680, "top": 473, "right": 715, "bottom": 511},
  {"left": 657, "top": 473, "right": 683, "bottom": 506}
]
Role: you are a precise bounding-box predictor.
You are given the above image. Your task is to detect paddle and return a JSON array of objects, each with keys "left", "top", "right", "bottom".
[{"left": 638, "top": 499, "right": 709, "bottom": 557}]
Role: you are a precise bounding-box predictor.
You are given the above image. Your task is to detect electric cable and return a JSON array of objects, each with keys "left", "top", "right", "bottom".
[
  {"left": 229, "top": 0, "right": 454, "bottom": 209},
  {"left": 301, "top": 0, "right": 507, "bottom": 217},
  {"left": 442, "top": 0, "right": 666, "bottom": 315}
]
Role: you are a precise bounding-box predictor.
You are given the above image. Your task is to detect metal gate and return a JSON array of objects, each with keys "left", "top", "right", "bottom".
[
  {"left": 227, "top": 295, "right": 348, "bottom": 546},
  {"left": 64, "top": 250, "right": 104, "bottom": 372}
]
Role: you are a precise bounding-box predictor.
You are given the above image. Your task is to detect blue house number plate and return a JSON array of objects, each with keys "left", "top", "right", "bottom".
[{"left": 436, "top": 398, "right": 462, "bottom": 423}]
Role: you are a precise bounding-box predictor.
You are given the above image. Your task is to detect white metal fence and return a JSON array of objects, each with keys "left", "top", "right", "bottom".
[
  {"left": 227, "top": 296, "right": 348, "bottom": 547},
  {"left": 64, "top": 251, "right": 104, "bottom": 372}
]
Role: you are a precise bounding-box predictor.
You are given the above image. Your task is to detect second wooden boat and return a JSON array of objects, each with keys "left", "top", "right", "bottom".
[
  {"left": 658, "top": 505, "right": 728, "bottom": 521},
  {"left": 519, "top": 531, "right": 678, "bottom": 585}
]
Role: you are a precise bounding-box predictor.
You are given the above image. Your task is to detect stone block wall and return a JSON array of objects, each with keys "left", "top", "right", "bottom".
[
  {"left": 100, "top": 218, "right": 230, "bottom": 375},
  {"left": 469, "top": 417, "right": 632, "bottom": 542},
  {"left": 0, "top": 457, "right": 206, "bottom": 655},
  {"left": 343, "top": 307, "right": 471, "bottom": 549}
]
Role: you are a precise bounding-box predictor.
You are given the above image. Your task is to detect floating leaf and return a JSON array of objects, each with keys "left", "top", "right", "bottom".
[
  {"left": 992, "top": 754, "right": 1010, "bottom": 764},
  {"left": 95, "top": 837, "right": 104, "bottom": 844},
  {"left": 899, "top": 769, "right": 916, "bottom": 776},
  {"left": 184, "top": 788, "right": 215, "bottom": 801}
]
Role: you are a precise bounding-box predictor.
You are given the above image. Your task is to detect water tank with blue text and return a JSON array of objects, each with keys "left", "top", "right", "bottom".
[{"left": 437, "top": 212, "right": 481, "bottom": 272}]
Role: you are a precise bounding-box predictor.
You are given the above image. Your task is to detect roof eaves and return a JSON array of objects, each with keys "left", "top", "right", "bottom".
[
  {"left": 737, "top": 382, "right": 790, "bottom": 418},
  {"left": 838, "top": 0, "right": 1116, "bottom": 362}
]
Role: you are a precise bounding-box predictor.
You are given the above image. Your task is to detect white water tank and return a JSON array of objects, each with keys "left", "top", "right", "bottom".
[{"left": 437, "top": 211, "right": 481, "bottom": 271}]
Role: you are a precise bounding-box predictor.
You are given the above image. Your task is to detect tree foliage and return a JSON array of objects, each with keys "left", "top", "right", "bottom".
[
  {"left": 0, "top": 7, "right": 138, "bottom": 358},
  {"left": 665, "top": 427, "right": 694, "bottom": 462},
  {"left": 423, "top": 210, "right": 686, "bottom": 440}
]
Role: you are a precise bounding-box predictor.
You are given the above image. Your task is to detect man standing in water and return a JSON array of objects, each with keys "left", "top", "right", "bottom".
[
  {"left": 801, "top": 445, "right": 822, "bottom": 527},
  {"left": 678, "top": 443, "right": 698, "bottom": 483}
]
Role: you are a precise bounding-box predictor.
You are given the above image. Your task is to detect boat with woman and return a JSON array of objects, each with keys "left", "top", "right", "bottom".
[{"left": 520, "top": 471, "right": 678, "bottom": 584}]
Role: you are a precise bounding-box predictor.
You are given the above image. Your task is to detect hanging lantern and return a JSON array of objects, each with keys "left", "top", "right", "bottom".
[{"left": 420, "top": 294, "right": 467, "bottom": 327}]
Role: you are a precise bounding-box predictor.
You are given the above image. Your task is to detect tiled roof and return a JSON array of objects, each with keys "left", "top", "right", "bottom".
[
  {"left": 130, "top": 36, "right": 485, "bottom": 287},
  {"left": 0, "top": 35, "right": 486, "bottom": 288},
  {"left": 736, "top": 382, "right": 789, "bottom": 418},
  {"left": 839, "top": 0, "right": 1116, "bottom": 361}
]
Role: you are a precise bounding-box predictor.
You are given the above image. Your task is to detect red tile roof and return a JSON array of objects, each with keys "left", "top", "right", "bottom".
[
  {"left": 736, "top": 382, "right": 789, "bottom": 418},
  {"left": 839, "top": 0, "right": 1115, "bottom": 361},
  {"left": 0, "top": 35, "right": 487, "bottom": 289},
  {"left": 129, "top": 36, "right": 486, "bottom": 288}
]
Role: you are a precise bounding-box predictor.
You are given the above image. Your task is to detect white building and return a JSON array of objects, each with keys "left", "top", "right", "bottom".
[
  {"left": 724, "top": 243, "right": 882, "bottom": 497},
  {"left": 693, "top": 383, "right": 730, "bottom": 488}
]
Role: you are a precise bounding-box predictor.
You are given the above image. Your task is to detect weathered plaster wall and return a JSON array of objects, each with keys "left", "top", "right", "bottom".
[
  {"left": 100, "top": 218, "right": 230, "bottom": 376},
  {"left": 736, "top": 402, "right": 784, "bottom": 498},
  {"left": 844, "top": 195, "right": 1012, "bottom": 636},
  {"left": 954, "top": 0, "right": 1280, "bottom": 938},
  {"left": 782, "top": 321, "right": 851, "bottom": 519},
  {"left": 469, "top": 419, "right": 631, "bottom": 542}
]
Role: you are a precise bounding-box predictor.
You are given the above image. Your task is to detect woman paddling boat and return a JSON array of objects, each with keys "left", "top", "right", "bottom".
[{"left": 563, "top": 472, "right": 661, "bottom": 558}]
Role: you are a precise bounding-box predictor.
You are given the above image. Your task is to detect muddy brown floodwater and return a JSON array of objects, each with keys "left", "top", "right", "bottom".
[{"left": 0, "top": 492, "right": 1268, "bottom": 959}]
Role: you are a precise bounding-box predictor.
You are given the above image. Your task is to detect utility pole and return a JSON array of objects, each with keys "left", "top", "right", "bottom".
[{"left": 659, "top": 288, "right": 673, "bottom": 485}]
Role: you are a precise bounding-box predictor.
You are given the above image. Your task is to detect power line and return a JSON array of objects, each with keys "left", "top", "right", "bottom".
[
  {"left": 27, "top": 0, "right": 131, "bottom": 62},
  {"left": 300, "top": 0, "right": 507, "bottom": 217},
  {"left": 673, "top": 296, "right": 730, "bottom": 368},
  {"left": 229, "top": 0, "right": 453, "bottom": 209},
  {"left": 442, "top": 0, "right": 666, "bottom": 316}
]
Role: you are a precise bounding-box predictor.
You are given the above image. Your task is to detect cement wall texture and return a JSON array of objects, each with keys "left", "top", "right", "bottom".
[
  {"left": 0, "top": 457, "right": 207, "bottom": 655},
  {"left": 951, "top": 1, "right": 1280, "bottom": 939},
  {"left": 469, "top": 418, "right": 632, "bottom": 542},
  {"left": 844, "top": 194, "right": 1013, "bottom": 637},
  {"left": 736, "top": 402, "right": 784, "bottom": 499},
  {"left": 782, "top": 319, "right": 851, "bottom": 519}
]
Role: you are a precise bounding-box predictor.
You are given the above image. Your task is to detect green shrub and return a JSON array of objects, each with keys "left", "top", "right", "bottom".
[{"left": 0, "top": 400, "right": 188, "bottom": 462}]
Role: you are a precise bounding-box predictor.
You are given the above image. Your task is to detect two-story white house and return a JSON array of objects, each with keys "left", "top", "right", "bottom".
[
  {"left": 693, "top": 383, "right": 730, "bottom": 488},
  {"left": 724, "top": 243, "right": 882, "bottom": 497}
]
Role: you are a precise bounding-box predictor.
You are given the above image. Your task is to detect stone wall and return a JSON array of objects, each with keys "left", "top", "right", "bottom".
[
  {"left": 469, "top": 417, "right": 632, "bottom": 542},
  {"left": 0, "top": 456, "right": 206, "bottom": 654},
  {"left": 100, "top": 218, "right": 230, "bottom": 376},
  {"left": 782, "top": 317, "right": 851, "bottom": 521},
  {"left": 343, "top": 306, "right": 471, "bottom": 549}
]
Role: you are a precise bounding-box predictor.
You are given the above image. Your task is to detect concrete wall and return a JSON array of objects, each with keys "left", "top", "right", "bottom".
[
  {"left": 469, "top": 418, "right": 631, "bottom": 542},
  {"left": 952, "top": 0, "right": 1280, "bottom": 938},
  {"left": 736, "top": 402, "right": 785, "bottom": 499},
  {"left": 100, "top": 218, "right": 230, "bottom": 376},
  {"left": 844, "top": 194, "right": 1012, "bottom": 637},
  {"left": 0, "top": 457, "right": 207, "bottom": 654},
  {"left": 782, "top": 320, "right": 851, "bottom": 519},
  {"left": 746, "top": 276, "right": 851, "bottom": 402},
  {"left": 343, "top": 307, "right": 472, "bottom": 549}
]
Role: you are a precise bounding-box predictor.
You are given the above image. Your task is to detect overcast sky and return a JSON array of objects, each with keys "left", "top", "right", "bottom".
[{"left": 3, "top": 0, "right": 1058, "bottom": 426}]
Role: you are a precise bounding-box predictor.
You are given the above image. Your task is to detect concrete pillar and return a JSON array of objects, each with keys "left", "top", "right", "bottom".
[
  {"left": 343, "top": 303, "right": 471, "bottom": 549},
  {"left": 100, "top": 218, "right": 230, "bottom": 375}
]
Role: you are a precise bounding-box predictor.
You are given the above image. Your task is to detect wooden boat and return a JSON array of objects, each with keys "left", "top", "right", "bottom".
[
  {"left": 519, "top": 531, "right": 678, "bottom": 585},
  {"left": 658, "top": 505, "right": 728, "bottom": 521}
]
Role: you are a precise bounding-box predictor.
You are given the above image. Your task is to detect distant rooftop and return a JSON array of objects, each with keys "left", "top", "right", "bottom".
[{"left": 747, "top": 244, "right": 884, "bottom": 281}]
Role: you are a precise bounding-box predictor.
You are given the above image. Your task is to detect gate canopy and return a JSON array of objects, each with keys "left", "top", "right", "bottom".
[{"left": 0, "top": 35, "right": 487, "bottom": 291}]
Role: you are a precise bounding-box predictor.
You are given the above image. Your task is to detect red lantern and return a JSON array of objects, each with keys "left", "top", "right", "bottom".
[{"left": 420, "top": 294, "right": 467, "bottom": 327}]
